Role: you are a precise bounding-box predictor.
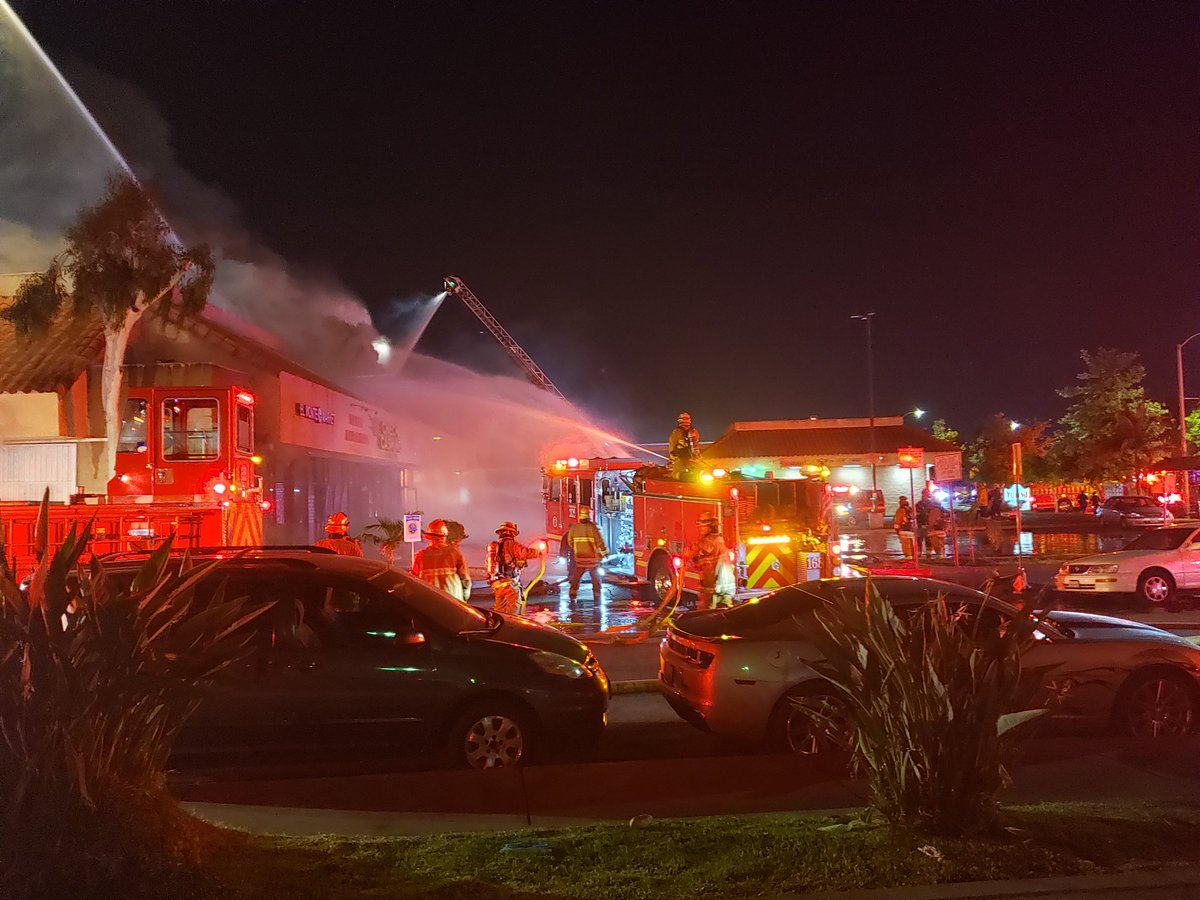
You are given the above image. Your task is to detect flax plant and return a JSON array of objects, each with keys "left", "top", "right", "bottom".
[
  {"left": 800, "top": 581, "right": 1054, "bottom": 835},
  {"left": 0, "top": 493, "right": 270, "bottom": 898}
]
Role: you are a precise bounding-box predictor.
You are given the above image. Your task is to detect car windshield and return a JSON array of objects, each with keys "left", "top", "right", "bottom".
[
  {"left": 1124, "top": 528, "right": 1192, "bottom": 551},
  {"left": 368, "top": 567, "right": 489, "bottom": 633}
]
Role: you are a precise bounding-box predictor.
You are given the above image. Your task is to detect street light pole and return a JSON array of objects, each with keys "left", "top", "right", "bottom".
[
  {"left": 1176, "top": 333, "right": 1200, "bottom": 516},
  {"left": 852, "top": 313, "right": 878, "bottom": 508}
]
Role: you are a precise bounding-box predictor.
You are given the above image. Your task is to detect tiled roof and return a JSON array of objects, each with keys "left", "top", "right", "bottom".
[
  {"left": 0, "top": 299, "right": 105, "bottom": 393},
  {"left": 705, "top": 420, "right": 959, "bottom": 461}
]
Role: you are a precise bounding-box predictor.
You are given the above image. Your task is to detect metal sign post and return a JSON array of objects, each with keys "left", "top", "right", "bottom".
[
  {"left": 404, "top": 513, "right": 422, "bottom": 567},
  {"left": 898, "top": 447, "right": 925, "bottom": 565},
  {"left": 933, "top": 452, "right": 963, "bottom": 566},
  {"left": 1011, "top": 443, "right": 1024, "bottom": 581}
]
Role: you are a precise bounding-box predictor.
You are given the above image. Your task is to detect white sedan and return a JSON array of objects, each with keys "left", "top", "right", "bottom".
[{"left": 1055, "top": 525, "right": 1200, "bottom": 607}]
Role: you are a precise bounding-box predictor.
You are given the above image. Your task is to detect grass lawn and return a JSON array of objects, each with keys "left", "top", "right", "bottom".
[{"left": 152, "top": 802, "right": 1200, "bottom": 900}]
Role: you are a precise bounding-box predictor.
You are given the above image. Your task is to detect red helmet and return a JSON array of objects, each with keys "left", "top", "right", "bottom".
[
  {"left": 325, "top": 511, "right": 350, "bottom": 533},
  {"left": 424, "top": 518, "right": 449, "bottom": 542}
]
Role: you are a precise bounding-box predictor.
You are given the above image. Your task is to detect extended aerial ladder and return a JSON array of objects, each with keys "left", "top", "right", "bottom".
[{"left": 443, "top": 275, "right": 566, "bottom": 400}]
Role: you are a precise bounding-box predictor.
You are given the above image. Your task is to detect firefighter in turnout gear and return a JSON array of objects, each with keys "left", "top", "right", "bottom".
[
  {"left": 684, "top": 511, "right": 736, "bottom": 610},
  {"left": 411, "top": 518, "right": 472, "bottom": 602},
  {"left": 316, "top": 511, "right": 363, "bottom": 557},
  {"left": 668, "top": 412, "right": 701, "bottom": 479},
  {"left": 486, "top": 521, "right": 543, "bottom": 615},
  {"left": 560, "top": 506, "right": 607, "bottom": 601}
]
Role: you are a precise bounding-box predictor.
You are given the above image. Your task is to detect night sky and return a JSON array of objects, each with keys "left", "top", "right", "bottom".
[{"left": 15, "top": 1, "right": 1200, "bottom": 442}]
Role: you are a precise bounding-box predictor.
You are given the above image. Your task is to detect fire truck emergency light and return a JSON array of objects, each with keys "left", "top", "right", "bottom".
[
  {"left": 211, "top": 481, "right": 227, "bottom": 495},
  {"left": 236, "top": 390, "right": 255, "bottom": 405},
  {"left": 260, "top": 499, "right": 273, "bottom": 512},
  {"left": 712, "top": 468, "right": 727, "bottom": 478},
  {"left": 671, "top": 556, "right": 683, "bottom": 570}
]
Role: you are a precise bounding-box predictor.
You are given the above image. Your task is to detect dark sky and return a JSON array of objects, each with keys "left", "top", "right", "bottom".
[{"left": 17, "top": 1, "right": 1200, "bottom": 442}]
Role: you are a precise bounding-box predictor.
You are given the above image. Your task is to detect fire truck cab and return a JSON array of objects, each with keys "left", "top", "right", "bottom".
[
  {"left": 0, "top": 364, "right": 265, "bottom": 574},
  {"left": 543, "top": 457, "right": 831, "bottom": 601}
]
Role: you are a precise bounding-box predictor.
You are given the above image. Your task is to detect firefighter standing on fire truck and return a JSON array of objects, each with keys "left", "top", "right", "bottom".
[
  {"left": 668, "top": 412, "right": 701, "bottom": 479},
  {"left": 560, "top": 506, "right": 607, "bottom": 601},
  {"left": 486, "top": 521, "right": 543, "bottom": 615},
  {"left": 684, "top": 511, "right": 736, "bottom": 610},
  {"left": 316, "top": 512, "right": 363, "bottom": 557},
  {"left": 411, "top": 518, "right": 472, "bottom": 602}
]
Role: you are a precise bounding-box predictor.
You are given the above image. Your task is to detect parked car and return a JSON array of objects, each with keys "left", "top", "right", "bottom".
[
  {"left": 659, "top": 576, "right": 1200, "bottom": 755},
  {"left": 1055, "top": 525, "right": 1200, "bottom": 607},
  {"left": 1095, "top": 495, "right": 1173, "bottom": 528},
  {"left": 98, "top": 549, "right": 609, "bottom": 770}
]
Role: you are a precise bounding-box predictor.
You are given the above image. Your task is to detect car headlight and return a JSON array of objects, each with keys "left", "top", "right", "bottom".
[
  {"left": 1087, "top": 564, "right": 1120, "bottom": 574},
  {"left": 1058, "top": 564, "right": 1069, "bottom": 575},
  {"left": 530, "top": 650, "right": 587, "bottom": 679}
]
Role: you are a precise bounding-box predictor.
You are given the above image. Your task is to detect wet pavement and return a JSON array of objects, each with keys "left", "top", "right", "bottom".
[{"left": 470, "top": 526, "right": 1160, "bottom": 639}]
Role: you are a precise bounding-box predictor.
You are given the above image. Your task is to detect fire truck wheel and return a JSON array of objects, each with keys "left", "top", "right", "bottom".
[{"left": 646, "top": 554, "right": 675, "bottom": 602}]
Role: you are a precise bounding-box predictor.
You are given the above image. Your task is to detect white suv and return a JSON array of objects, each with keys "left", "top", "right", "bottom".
[{"left": 1055, "top": 525, "right": 1200, "bottom": 606}]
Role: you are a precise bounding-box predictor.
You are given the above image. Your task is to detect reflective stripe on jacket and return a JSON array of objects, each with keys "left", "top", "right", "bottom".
[
  {"left": 562, "top": 521, "right": 606, "bottom": 565},
  {"left": 411, "top": 544, "right": 471, "bottom": 602},
  {"left": 316, "top": 536, "right": 363, "bottom": 557}
]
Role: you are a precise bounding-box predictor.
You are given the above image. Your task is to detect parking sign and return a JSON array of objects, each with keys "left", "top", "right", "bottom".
[
  {"left": 403, "top": 514, "right": 422, "bottom": 543},
  {"left": 933, "top": 452, "right": 962, "bottom": 482}
]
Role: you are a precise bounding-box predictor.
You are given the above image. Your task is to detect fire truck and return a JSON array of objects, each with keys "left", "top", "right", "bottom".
[
  {"left": 543, "top": 457, "right": 832, "bottom": 600},
  {"left": 0, "top": 364, "right": 265, "bottom": 575}
]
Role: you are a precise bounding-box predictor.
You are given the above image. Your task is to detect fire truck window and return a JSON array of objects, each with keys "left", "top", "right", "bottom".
[
  {"left": 549, "top": 478, "right": 561, "bottom": 502},
  {"left": 162, "top": 398, "right": 220, "bottom": 461},
  {"left": 567, "top": 478, "right": 578, "bottom": 505},
  {"left": 579, "top": 478, "right": 593, "bottom": 506},
  {"left": 236, "top": 404, "right": 254, "bottom": 453},
  {"left": 117, "top": 399, "right": 148, "bottom": 453}
]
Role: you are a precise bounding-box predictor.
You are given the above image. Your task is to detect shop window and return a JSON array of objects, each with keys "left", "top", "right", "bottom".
[
  {"left": 117, "top": 398, "right": 148, "bottom": 453},
  {"left": 236, "top": 404, "right": 254, "bottom": 453},
  {"left": 162, "top": 398, "right": 219, "bottom": 461}
]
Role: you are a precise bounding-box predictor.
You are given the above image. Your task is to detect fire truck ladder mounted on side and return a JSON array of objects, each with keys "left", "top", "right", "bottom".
[{"left": 443, "top": 276, "right": 566, "bottom": 400}]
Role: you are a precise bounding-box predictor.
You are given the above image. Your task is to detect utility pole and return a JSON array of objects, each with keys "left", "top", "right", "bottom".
[{"left": 852, "top": 313, "right": 879, "bottom": 523}]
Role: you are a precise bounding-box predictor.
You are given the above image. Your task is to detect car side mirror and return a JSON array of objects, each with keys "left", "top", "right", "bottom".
[{"left": 394, "top": 628, "right": 428, "bottom": 650}]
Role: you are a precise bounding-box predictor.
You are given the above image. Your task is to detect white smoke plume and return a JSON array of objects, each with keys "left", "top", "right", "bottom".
[{"left": 0, "top": 19, "right": 636, "bottom": 553}]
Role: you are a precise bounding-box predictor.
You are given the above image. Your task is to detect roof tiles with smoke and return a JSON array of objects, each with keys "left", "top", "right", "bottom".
[
  {"left": 0, "top": 301, "right": 105, "bottom": 393},
  {"left": 704, "top": 422, "right": 959, "bottom": 460}
]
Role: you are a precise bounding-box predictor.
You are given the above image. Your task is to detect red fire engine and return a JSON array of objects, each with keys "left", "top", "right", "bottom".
[
  {"left": 543, "top": 457, "right": 831, "bottom": 600},
  {"left": 0, "top": 365, "right": 264, "bottom": 575}
]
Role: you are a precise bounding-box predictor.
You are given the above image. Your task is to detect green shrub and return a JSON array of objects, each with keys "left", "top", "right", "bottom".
[
  {"left": 0, "top": 494, "right": 270, "bottom": 898},
  {"left": 801, "top": 581, "right": 1053, "bottom": 835}
]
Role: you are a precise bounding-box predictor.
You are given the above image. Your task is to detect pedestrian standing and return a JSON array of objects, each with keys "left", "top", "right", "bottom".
[
  {"left": 486, "top": 521, "right": 543, "bottom": 615},
  {"left": 925, "top": 502, "right": 946, "bottom": 558},
  {"left": 1077, "top": 490, "right": 1089, "bottom": 512},
  {"left": 684, "top": 511, "right": 736, "bottom": 609},
  {"left": 560, "top": 506, "right": 608, "bottom": 601},
  {"left": 893, "top": 496, "right": 916, "bottom": 563}
]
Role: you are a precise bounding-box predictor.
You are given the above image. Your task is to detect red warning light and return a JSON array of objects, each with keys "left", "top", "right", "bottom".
[{"left": 236, "top": 390, "right": 256, "bottom": 406}]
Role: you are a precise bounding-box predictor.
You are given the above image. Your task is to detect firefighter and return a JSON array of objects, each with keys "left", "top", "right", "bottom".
[
  {"left": 668, "top": 412, "right": 701, "bottom": 479},
  {"left": 445, "top": 520, "right": 471, "bottom": 601},
  {"left": 411, "top": 518, "right": 472, "bottom": 602},
  {"left": 560, "top": 505, "right": 608, "bottom": 601},
  {"left": 315, "top": 511, "right": 363, "bottom": 557},
  {"left": 486, "top": 521, "right": 543, "bottom": 615},
  {"left": 684, "top": 511, "right": 736, "bottom": 610}
]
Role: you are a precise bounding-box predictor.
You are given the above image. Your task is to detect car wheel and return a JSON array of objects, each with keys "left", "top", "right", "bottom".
[
  {"left": 1137, "top": 568, "right": 1176, "bottom": 605},
  {"left": 446, "top": 701, "right": 533, "bottom": 769},
  {"left": 646, "top": 553, "right": 675, "bottom": 602},
  {"left": 768, "top": 683, "right": 852, "bottom": 757},
  {"left": 1115, "top": 670, "right": 1197, "bottom": 738}
]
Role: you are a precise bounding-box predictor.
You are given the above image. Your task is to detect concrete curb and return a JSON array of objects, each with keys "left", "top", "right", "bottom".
[
  {"left": 780, "top": 864, "right": 1200, "bottom": 899},
  {"left": 610, "top": 679, "right": 659, "bottom": 695}
]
